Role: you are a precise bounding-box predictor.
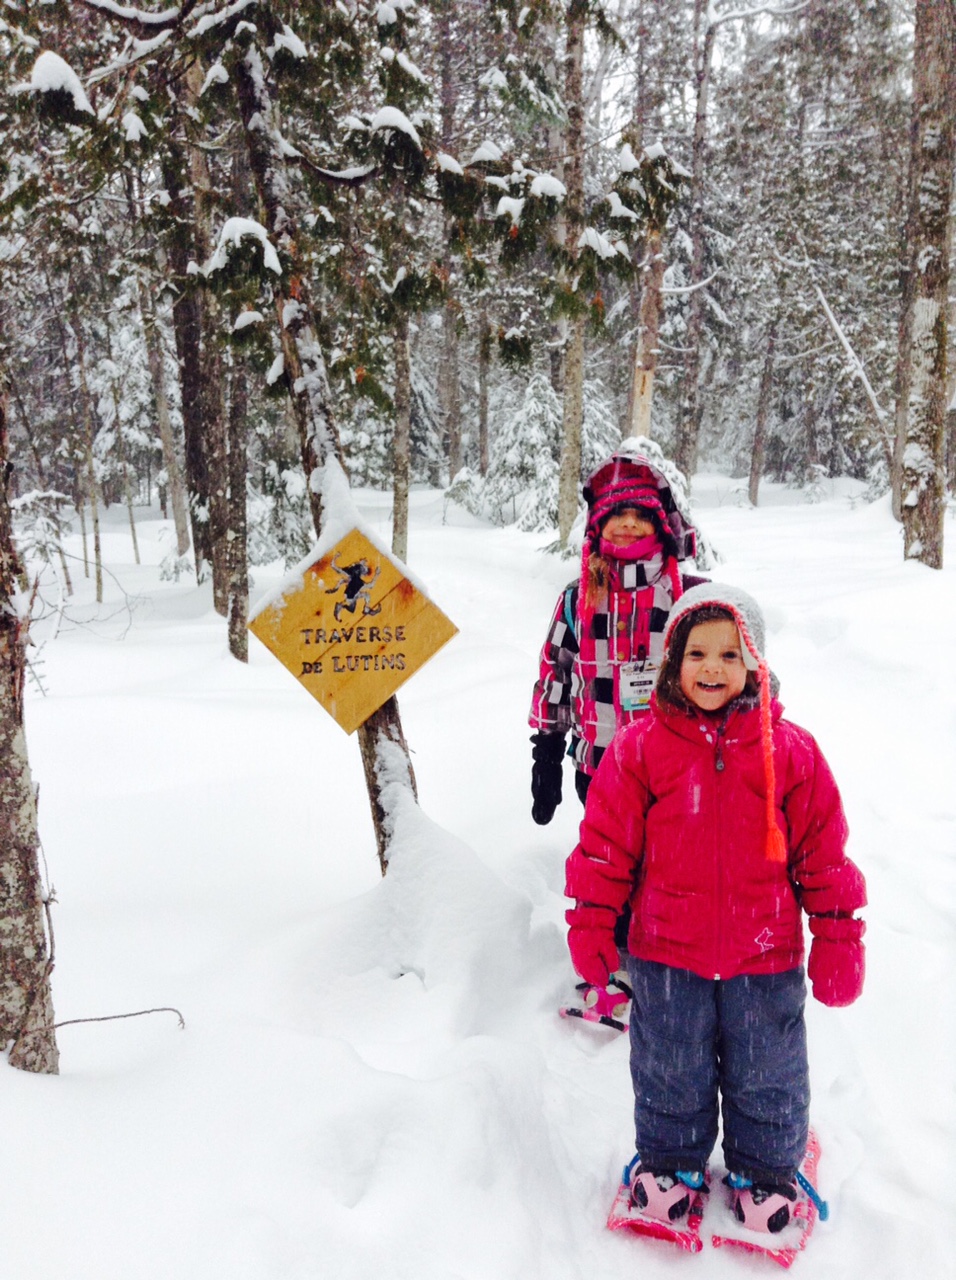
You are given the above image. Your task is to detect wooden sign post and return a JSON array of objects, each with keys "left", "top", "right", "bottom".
[{"left": 248, "top": 528, "right": 458, "bottom": 734}]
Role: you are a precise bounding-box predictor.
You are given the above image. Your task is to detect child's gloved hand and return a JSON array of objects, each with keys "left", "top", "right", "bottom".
[
  {"left": 531, "top": 732, "right": 565, "bottom": 825},
  {"left": 807, "top": 914, "right": 865, "bottom": 1007},
  {"left": 566, "top": 903, "right": 620, "bottom": 988}
]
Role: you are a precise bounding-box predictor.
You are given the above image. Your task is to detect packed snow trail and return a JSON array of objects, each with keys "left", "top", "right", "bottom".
[{"left": 4, "top": 476, "right": 953, "bottom": 1279}]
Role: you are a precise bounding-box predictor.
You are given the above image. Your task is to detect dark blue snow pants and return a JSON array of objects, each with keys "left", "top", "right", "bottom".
[{"left": 626, "top": 956, "right": 810, "bottom": 1184}]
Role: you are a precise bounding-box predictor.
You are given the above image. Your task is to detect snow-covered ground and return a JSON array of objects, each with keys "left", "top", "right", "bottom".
[{"left": 5, "top": 473, "right": 955, "bottom": 1279}]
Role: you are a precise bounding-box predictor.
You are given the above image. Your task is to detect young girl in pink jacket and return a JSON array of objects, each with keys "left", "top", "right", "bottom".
[{"left": 565, "top": 583, "right": 866, "bottom": 1234}]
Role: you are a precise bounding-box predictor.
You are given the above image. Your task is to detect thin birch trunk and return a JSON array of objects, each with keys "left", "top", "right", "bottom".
[
  {"left": 626, "top": 225, "right": 665, "bottom": 440},
  {"left": 74, "top": 323, "right": 103, "bottom": 603},
  {"left": 0, "top": 388, "right": 58, "bottom": 1075}
]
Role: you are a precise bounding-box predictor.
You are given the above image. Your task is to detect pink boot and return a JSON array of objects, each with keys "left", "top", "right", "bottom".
[
  {"left": 729, "top": 1178, "right": 798, "bottom": 1234},
  {"left": 629, "top": 1168, "right": 693, "bottom": 1223}
]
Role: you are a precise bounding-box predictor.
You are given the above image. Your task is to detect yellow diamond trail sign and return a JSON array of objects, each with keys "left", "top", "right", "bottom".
[{"left": 249, "top": 528, "right": 458, "bottom": 734}]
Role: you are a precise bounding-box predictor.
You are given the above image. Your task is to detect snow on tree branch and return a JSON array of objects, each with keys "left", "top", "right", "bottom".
[
  {"left": 369, "top": 107, "right": 422, "bottom": 150},
  {"left": 26, "top": 51, "right": 94, "bottom": 115},
  {"left": 206, "top": 218, "right": 282, "bottom": 276},
  {"left": 79, "top": 0, "right": 182, "bottom": 24}
]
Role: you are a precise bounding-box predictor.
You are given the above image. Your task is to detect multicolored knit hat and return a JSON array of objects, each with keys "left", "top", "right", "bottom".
[
  {"left": 663, "top": 582, "right": 787, "bottom": 863},
  {"left": 582, "top": 448, "right": 697, "bottom": 561}
]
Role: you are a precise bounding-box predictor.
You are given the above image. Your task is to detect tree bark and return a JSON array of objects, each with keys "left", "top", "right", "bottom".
[
  {"left": 675, "top": 1, "right": 717, "bottom": 485},
  {"left": 626, "top": 225, "right": 665, "bottom": 440},
  {"left": 73, "top": 320, "right": 103, "bottom": 603},
  {"left": 184, "top": 62, "right": 229, "bottom": 610},
  {"left": 557, "top": 0, "right": 587, "bottom": 547},
  {"left": 137, "top": 280, "right": 191, "bottom": 557},
  {"left": 392, "top": 315, "right": 412, "bottom": 564},
  {"left": 440, "top": 301, "right": 462, "bottom": 481},
  {"left": 438, "top": 0, "right": 462, "bottom": 482},
  {"left": 162, "top": 146, "right": 212, "bottom": 572},
  {"left": 900, "top": 0, "right": 955, "bottom": 568},
  {"left": 749, "top": 322, "right": 777, "bottom": 506},
  {"left": 226, "top": 355, "right": 249, "bottom": 662},
  {"left": 477, "top": 306, "right": 491, "bottom": 476},
  {"left": 891, "top": 126, "right": 918, "bottom": 521},
  {"left": 0, "top": 387, "right": 58, "bottom": 1075}
]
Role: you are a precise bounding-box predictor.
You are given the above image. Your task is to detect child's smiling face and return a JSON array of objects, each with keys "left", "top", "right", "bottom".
[
  {"left": 679, "top": 618, "right": 748, "bottom": 712},
  {"left": 601, "top": 507, "right": 657, "bottom": 547}
]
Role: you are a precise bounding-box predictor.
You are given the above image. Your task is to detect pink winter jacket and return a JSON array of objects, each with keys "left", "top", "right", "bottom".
[{"left": 565, "top": 696, "right": 867, "bottom": 981}]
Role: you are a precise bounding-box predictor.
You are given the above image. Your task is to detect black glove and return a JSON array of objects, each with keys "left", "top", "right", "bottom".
[{"left": 531, "top": 732, "right": 565, "bottom": 825}]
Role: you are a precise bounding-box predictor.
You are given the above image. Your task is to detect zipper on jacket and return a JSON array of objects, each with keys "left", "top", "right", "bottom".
[{"left": 713, "top": 712, "right": 730, "bottom": 975}]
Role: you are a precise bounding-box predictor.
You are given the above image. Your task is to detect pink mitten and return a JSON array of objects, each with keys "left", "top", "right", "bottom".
[
  {"left": 808, "top": 914, "right": 865, "bottom": 1007},
  {"left": 566, "top": 904, "right": 620, "bottom": 988}
]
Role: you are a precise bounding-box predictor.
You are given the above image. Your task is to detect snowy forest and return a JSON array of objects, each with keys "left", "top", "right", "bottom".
[
  {"left": 0, "top": 5, "right": 955, "bottom": 1275},
  {"left": 3, "top": 0, "right": 954, "bottom": 622}
]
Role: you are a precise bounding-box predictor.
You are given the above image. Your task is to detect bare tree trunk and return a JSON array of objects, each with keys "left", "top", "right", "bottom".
[
  {"left": 226, "top": 355, "right": 249, "bottom": 662},
  {"left": 557, "top": 0, "right": 587, "bottom": 547},
  {"left": 139, "top": 284, "right": 191, "bottom": 557},
  {"left": 74, "top": 321, "right": 103, "bottom": 603},
  {"left": 161, "top": 146, "right": 211, "bottom": 571},
  {"left": 200, "top": 305, "right": 228, "bottom": 612},
  {"left": 477, "top": 306, "right": 490, "bottom": 476},
  {"left": 234, "top": 41, "right": 416, "bottom": 873},
  {"left": 749, "top": 322, "right": 777, "bottom": 506},
  {"left": 77, "top": 498, "right": 89, "bottom": 579},
  {"left": 440, "top": 301, "right": 462, "bottom": 480},
  {"left": 116, "top": 410, "right": 141, "bottom": 564},
  {"left": 183, "top": 63, "right": 229, "bottom": 610},
  {"left": 626, "top": 225, "right": 665, "bottom": 440},
  {"left": 675, "top": 2, "right": 716, "bottom": 484},
  {"left": 900, "top": 0, "right": 955, "bottom": 568},
  {"left": 438, "top": 0, "right": 462, "bottom": 482},
  {"left": 559, "top": 316, "right": 586, "bottom": 542},
  {"left": 392, "top": 316, "right": 412, "bottom": 563},
  {"left": 892, "top": 134, "right": 918, "bottom": 521},
  {"left": 0, "top": 388, "right": 58, "bottom": 1075}
]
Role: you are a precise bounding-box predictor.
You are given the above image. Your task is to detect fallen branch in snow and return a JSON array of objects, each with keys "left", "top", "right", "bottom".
[{"left": 54, "top": 1007, "right": 186, "bottom": 1032}]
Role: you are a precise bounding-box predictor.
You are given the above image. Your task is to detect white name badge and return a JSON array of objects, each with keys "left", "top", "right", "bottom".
[{"left": 619, "top": 659, "right": 658, "bottom": 712}]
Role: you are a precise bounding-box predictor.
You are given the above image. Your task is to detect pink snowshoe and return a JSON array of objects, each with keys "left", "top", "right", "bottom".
[
  {"left": 559, "top": 972, "right": 632, "bottom": 1032},
  {"left": 608, "top": 1157, "right": 710, "bottom": 1253}
]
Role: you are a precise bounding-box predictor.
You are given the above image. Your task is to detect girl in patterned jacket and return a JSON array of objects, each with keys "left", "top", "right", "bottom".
[
  {"left": 529, "top": 444, "right": 703, "bottom": 824},
  {"left": 565, "top": 583, "right": 866, "bottom": 1233}
]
